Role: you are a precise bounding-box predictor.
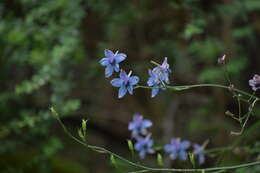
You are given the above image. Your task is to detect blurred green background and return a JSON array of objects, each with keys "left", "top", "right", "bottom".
[{"left": 0, "top": 0, "right": 260, "bottom": 172}]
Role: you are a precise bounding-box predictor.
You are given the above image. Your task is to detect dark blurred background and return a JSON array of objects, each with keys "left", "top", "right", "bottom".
[{"left": 0, "top": 0, "right": 260, "bottom": 172}]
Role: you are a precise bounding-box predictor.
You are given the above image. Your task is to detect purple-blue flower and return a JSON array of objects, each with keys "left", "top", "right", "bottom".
[
  {"left": 134, "top": 135, "right": 154, "bottom": 159},
  {"left": 193, "top": 144, "right": 205, "bottom": 165},
  {"left": 99, "top": 49, "right": 126, "bottom": 78},
  {"left": 111, "top": 70, "right": 139, "bottom": 98},
  {"left": 152, "top": 57, "right": 171, "bottom": 83},
  {"left": 147, "top": 57, "right": 171, "bottom": 97},
  {"left": 147, "top": 69, "right": 166, "bottom": 98},
  {"left": 164, "top": 138, "right": 190, "bottom": 161},
  {"left": 128, "top": 114, "right": 152, "bottom": 138},
  {"left": 249, "top": 74, "right": 260, "bottom": 91}
]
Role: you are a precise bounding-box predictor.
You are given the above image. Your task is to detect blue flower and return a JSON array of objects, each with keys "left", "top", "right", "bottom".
[
  {"left": 152, "top": 57, "right": 171, "bottom": 83},
  {"left": 99, "top": 49, "right": 126, "bottom": 78},
  {"left": 147, "top": 57, "right": 171, "bottom": 97},
  {"left": 128, "top": 114, "right": 153, "bottom": 138},
  {"left": 134, "top": 135, "right": 154, "bottom": 159},
  {"left": 193, "top": 144, "right": 205, "bottom": 165},
  {"left": 111, "top": 70, "right": 139, "bottom": 98},
  {"left": 147, "top": 69, "right": 166, "bottom": 98},
  {"left": 164, "top": 138, "right": 190, "bottom": 161}
]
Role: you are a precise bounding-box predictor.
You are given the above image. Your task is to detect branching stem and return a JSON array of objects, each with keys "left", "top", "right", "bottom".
[{"left": 51, "top": 107, "right": 260, "bottom": 173}]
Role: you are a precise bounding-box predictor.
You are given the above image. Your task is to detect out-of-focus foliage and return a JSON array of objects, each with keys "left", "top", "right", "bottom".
[
  {"left": 0, "top": 0, "right": 85, "bottom": 172},
  {"left": 1, "top": 0, "right": 260, "bottom": 172}
]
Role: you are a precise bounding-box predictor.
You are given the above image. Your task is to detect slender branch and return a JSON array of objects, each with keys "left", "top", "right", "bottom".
[
  {"left": 230, "top": 98, "right": 258, "bottom": 135},
  {"left": 51, "top": 107, "right": 260, "bottom": 173},
  {"left": 135, "top": 84, "right": 259, "bottom": 100},
  {"left": 128, "top": 160, "right": 260, "bottom": 172}
]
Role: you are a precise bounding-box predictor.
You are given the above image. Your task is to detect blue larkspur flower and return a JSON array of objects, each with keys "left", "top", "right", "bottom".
[
  {"left": 147, "top": 57, "right": 171, "bottom": 97},
  {"left": 193, "top": 144, "right": 205, "bottom": 165},
  {"left": 99, "top": 49, "right": 126, "bottom": 78},
  {"left": 164, "top": 138, "right": 190, "bottom": 161},
  {"left": 147, "top": 69, "right": 166, "bottom": 98},
  {"left": 128, "top": 114, "right": 152, "bottom": 138},
  {"left": 111, "top": 70, "right": 139, "bottom": 98},
  {"left": 152, "top": 57, "right": 171, "bottom": 83},
  {"left": 134, "top": 135, "right": 154, "bottom": 159}
]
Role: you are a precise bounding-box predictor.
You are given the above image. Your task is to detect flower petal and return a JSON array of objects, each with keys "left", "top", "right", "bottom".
[
  {"left": 134, "top": 142, "right": 143, "bottom": 151},
  {"left": 181, "top": 140, "right": 190, "bottom": 149},
  {"left": 148, "top": 148, "right": 155, "bottom": 154},
  {"left": 133, "top": 114, "right": 142, "bottom": 121},
  {"left": 147, "top": 139, "right": 153, "bottom": 147},
  {"left": 119, "top": 70, "right": 128, "bottom": 80},
  {"left": 127, "top": 85, "right": 134, "bottom": 95},
  {"left": 151, "top": 88, "right": 159, "bottom": 98},
  {"left": 105, "top": 65, "right": 113, "bottom": 78},
  {"left": 104, "top": 49, "right": 114, "bottom": 58},
  {"left": 114, "top": 63, "right": 120, "bottom": 72},
  {"left": 162, "top": 57, "right": 169, "bottom": 69},
  {"left": 198, "top": 154, "right": 205, "bottom": 165},
  {"left": 140, "top": 128, "right": 148, "bottom": 135},
  {"left": 111, "top": 78, "right": 123, "bottom": 87},
  {"left": 147, "top": 77, "right": 156, "bottom": 86},
  {"left": 129, "top": 76, "right": 139, "bottom": 85},
  {"left": 164, "top": 144, "right": 174, "bottom": 152},
  {"left": 115, "top": 53, "right": 126, "bottom": 63},
  {"left": 179, "top": 150, "right": 188, "bottom": 161},
  {"left": 118, "top": 86, "right": 127, "bottom": 98},
  {"left": 99, "top": 58, "right": 109, "bottom": 66},
  {"left": 128, "top": 122, "right": 135, "bottom": 130},
  {"left": 139, "top": 149, "right": 146, "bottom": 159},
  {"left": 169, "top": 152, "right": 177, "bottom": 160},
  {"left": 142, "top": 120, "right": 152, "bottom": 128}
]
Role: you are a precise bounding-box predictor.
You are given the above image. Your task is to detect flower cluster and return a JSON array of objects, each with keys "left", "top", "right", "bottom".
[
  {"left": 164, "top": 138, "right": 206, "bottom": 165},
  {"left": 100, "top": 49, "right": 172, "bottom": 98},
  {"left": 128, "top": 114, "right": 154, "bottom": 159},
  {"left": 98, "top": 51, "right": 259, "bottom": 167},
  {"left": 127, "top": 114, "right": 206, "bottom": 164},
  {"left": 99, "top": 49, "right": 139, "bottom": 98}
]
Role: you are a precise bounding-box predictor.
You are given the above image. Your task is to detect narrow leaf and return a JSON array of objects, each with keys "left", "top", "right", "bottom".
[{"left": 157, "top": 153, "right": 164, "bottom": 167}]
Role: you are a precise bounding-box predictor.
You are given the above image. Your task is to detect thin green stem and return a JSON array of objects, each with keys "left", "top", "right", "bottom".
[
  {"left": 238, "top": 96, "right": 242, "bottom": 125},
  {"left": 230, "top": 98, "right": 258, "bottom": 135},
  {"left": 128, "top": 160, "right": 260, "bottom": 172},
  {"left": 223, "top": 63, "right": 232, "bottom": 86},
  {"left": 51, "top": 107, "right": 260, "bottom": 173},
  {"left": 135, "top": 84, "right": 259, "bottom": 100}
]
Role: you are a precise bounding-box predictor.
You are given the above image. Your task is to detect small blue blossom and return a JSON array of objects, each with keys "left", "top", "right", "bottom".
[
  {"left": 147, "top": 69, "right": 166, "bottom": 98},
  {"left": 111, "top": 70, "right": 139, "bottom": 98},
  {"left": 99, "top": 49, "right": 126, "bottom": 78},
  {"left": 128, "top": 114, "right": 153, "bottom": 138},
  {"left": 134, "top": 135, "right": 154, "bottom": 159},
  {"left": 193, "top": 144, "right": 205, "bottom": 165},
  {"left": 147, "top": 57, "right": 171, "bottom": 97},
  {"left": 152, "top": 57, "right": 171, "bottom": 83},
  {"left": 164, "top": 138, "right": 190, "bottom": 161}
]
